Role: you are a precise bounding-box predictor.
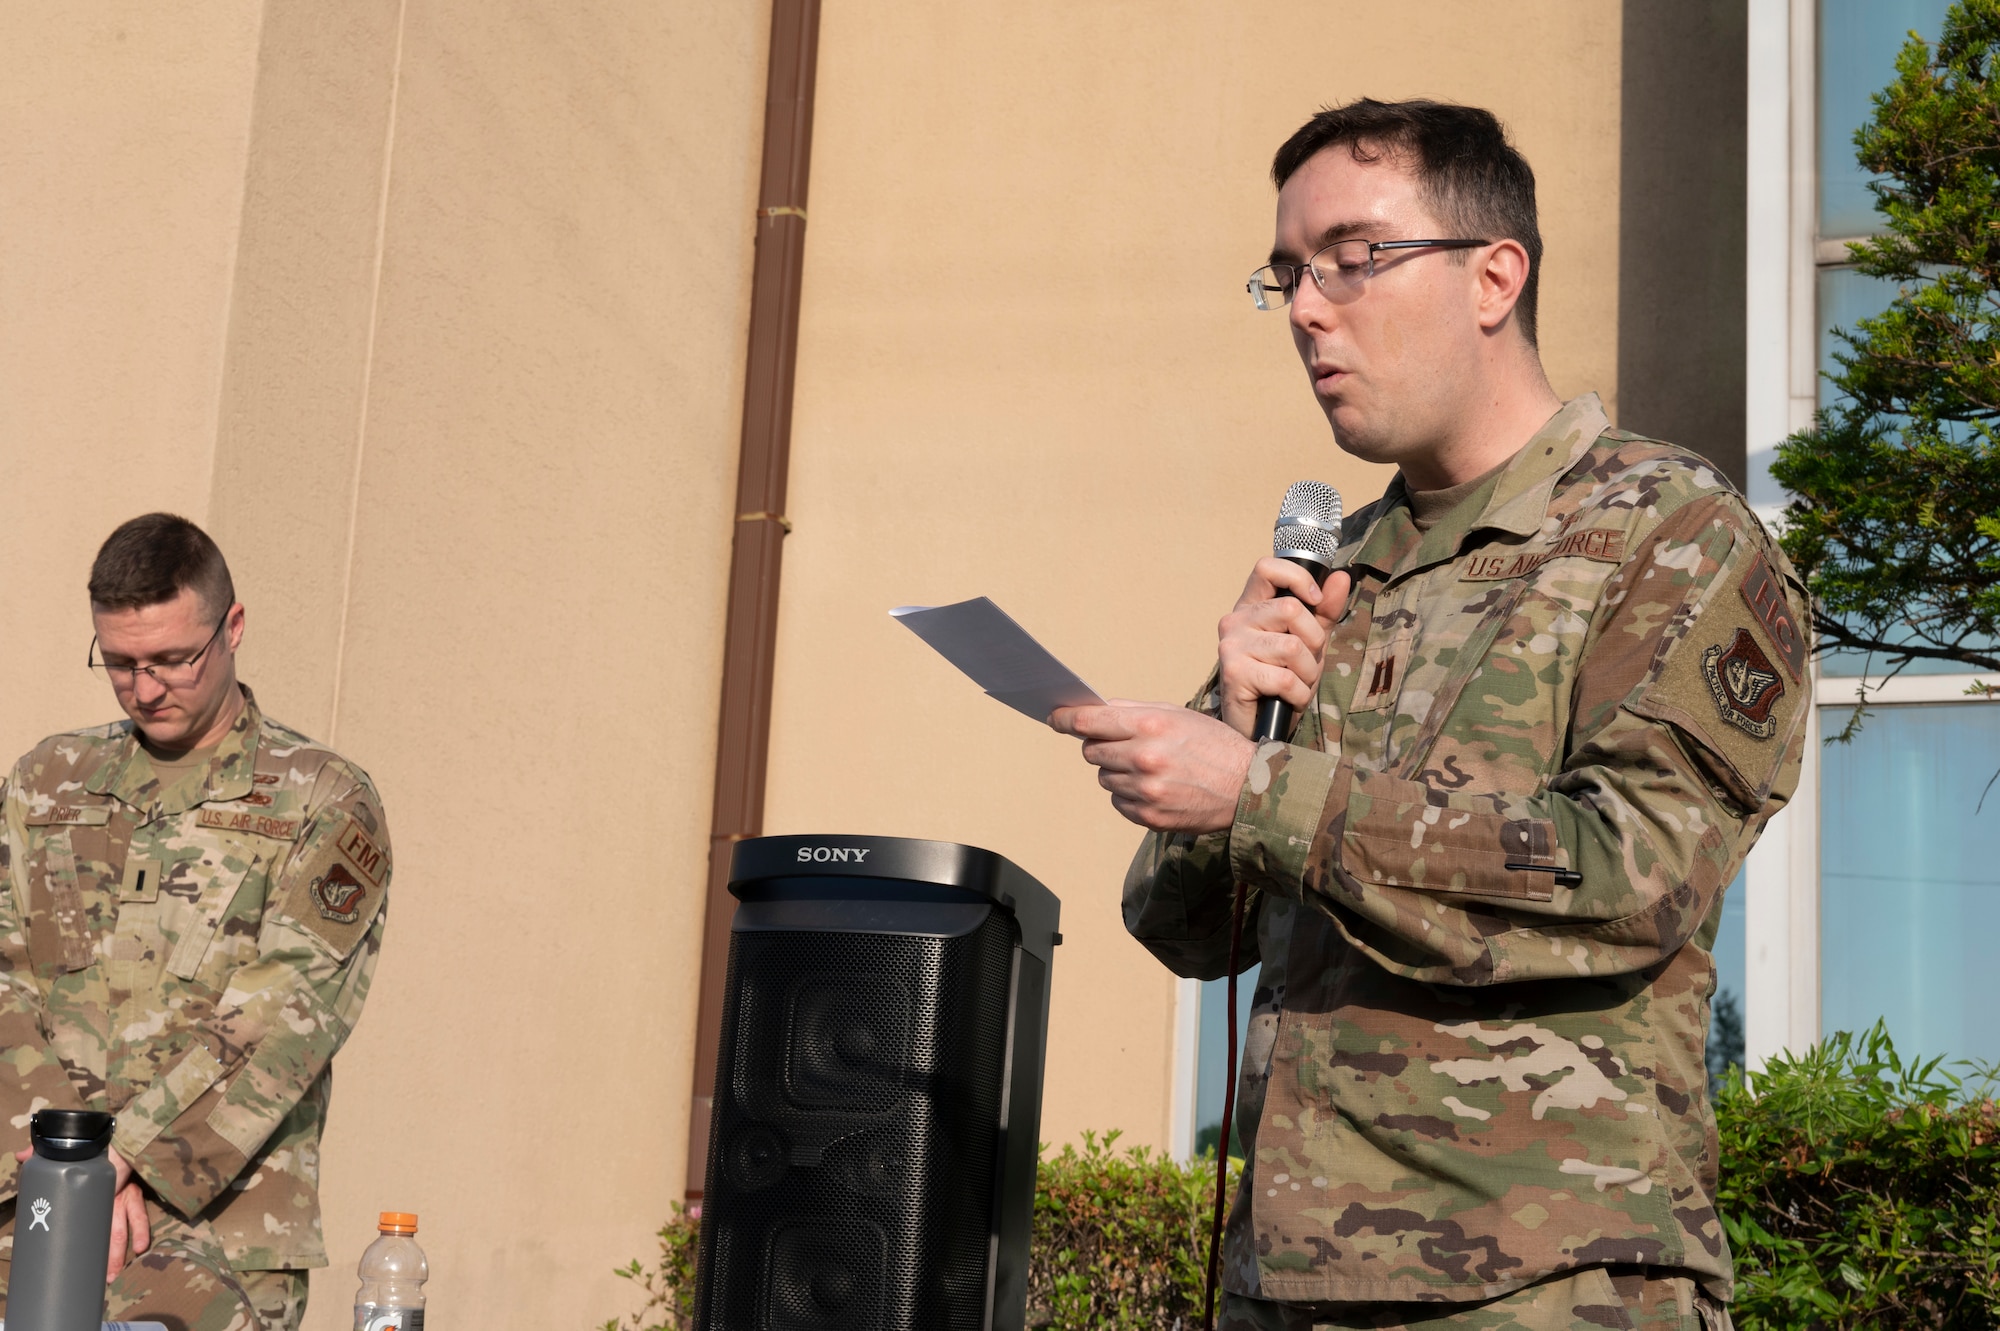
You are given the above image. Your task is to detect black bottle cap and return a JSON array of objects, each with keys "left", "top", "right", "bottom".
[{"left": 31, "top": 1110, "right": 115, "bottom": 1161}]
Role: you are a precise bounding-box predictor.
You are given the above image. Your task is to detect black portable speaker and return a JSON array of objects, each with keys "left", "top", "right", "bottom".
[{"left": 693, "top": 834, "right": 1061, "bottom": 1331}]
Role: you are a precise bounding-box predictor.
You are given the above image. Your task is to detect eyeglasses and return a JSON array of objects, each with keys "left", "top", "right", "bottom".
[
  {"left": 88, "top": 612, "right": 229, "bottom": 689},
  {"left": 1246, "top": 237, "right": 1490, "bottom": 310}
]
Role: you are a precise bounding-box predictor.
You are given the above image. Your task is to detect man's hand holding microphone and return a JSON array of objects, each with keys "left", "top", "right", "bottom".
[{"left": 1050, "top": 482, "right": 1347, "bottom": 833}]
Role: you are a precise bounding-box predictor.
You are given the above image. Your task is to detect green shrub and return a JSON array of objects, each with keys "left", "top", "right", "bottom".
[
  {"left": 599, "top": 1134, "right": 1236, "bottom": 1331},
  {"left": 1029, "top": 1129, "right": 1235, "bottom": 1330},
  {"left": 1718, "top": 1024, "right": 2000, "bottom": 1330},
  {"left": 598, "top": 1202, "right": 700, "bottom": 1331}
]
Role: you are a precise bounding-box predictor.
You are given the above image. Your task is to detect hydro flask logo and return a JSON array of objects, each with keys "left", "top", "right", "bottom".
[
  {"left": 795, "top": 846, "right": 872, "bottom": 864},
  {"left": 28, "top": 1198, "right": 51, "bottom": 1230}
]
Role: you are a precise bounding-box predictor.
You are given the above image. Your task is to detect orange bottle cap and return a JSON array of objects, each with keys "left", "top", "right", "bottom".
[{"left": 378, "top": 1212, "right": 418, "bottom": 1234}]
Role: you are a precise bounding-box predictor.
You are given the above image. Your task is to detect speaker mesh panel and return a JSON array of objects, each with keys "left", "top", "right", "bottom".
[{"left": 698, "top": 912, "right": 1017, "bottom": 1331}]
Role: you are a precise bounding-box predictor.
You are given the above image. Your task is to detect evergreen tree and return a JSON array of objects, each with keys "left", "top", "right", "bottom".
[{"left": 1771, "top": 0, "right": 2000, "bottom": 692}]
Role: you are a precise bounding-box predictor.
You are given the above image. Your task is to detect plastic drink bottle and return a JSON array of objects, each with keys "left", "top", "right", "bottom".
[
  {"left": 353, "top": 1212, "right": 428, "bottom": 1331},
  {"left": 4, "top": 1109, "right": 117, "bottom": 1331}
]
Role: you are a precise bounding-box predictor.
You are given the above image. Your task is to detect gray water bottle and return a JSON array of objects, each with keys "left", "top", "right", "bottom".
[{"left": 5, "top": 1110, "right": 116, "bottom": 1331}]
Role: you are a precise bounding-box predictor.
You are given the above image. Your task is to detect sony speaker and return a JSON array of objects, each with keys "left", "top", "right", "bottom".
[{"left": 693, "top": 834, "right": 1061, "bottom": 1331}]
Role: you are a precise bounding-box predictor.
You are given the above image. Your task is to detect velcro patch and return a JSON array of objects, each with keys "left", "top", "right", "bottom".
[
  {"left": 1631, "top": 568, "right": 1805, "bottom": 807},
  {"left": 1703, "top": 628, "right": 1786, "bottom": 737},
  {"left": 336, "top": 822, "right": 386, "bottom": 887},
  {"left": 1739, "top": 554, "right": 1807, "bottom": 681},
  {"left": 280, "top": 814, "right": 387, "bottom": 959},
  {"left": 310, "top": 862, "right": 370, "bottom": 923},
  {"left": 24, "top": 803, "right": 112, "bottom": 827},
  {"left": 197, "top": 808, "right": 301, "bottom": 840},
  {"left": 1460, "top": 528, "right": 1626, "bottom": 581}
]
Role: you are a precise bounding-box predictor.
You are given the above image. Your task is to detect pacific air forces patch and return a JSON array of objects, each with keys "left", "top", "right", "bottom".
[
  {"left": 310, "top": 863, "right": 369, "bottom": 923},
  {"left": 1704, "top": 628, "right": 1785, "bottom": 737},
  {"left": 281, "top": 810, "right": 389, "bottom": 959}
]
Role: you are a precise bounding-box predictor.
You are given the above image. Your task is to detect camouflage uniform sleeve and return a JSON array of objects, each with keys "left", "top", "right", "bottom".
[
  {"left": 1122, "top": 671, "right": 1266, "bottom": 979},
  {"left": 0, "top": 775, "right": 88, "bottom": 1203},
  {"left": 110, "top": 765, "right": 390, "bottom": 1215},
  {"left": 1230, "top": 494, "right": 1809, "bottom": 985}
]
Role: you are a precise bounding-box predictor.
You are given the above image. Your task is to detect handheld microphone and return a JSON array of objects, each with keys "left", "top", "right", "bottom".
[
  {"left": 1249, "top": 480, "right": 1343, "bottom": 743},
  {"left": 1204, "top": 486, "right": 1343, "bottom": 1331}
]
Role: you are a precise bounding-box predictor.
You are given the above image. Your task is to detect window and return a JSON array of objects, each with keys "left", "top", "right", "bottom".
[
  {"left": 1810, "top": 0, "right": 2000, "bottom": 1067},
  {"left": 1710, "top": 870, "right": 1747, "bottom": 1078},
  {"left": 1818, "top": 1, "right": 1956, "bottom": 240},
  {"left": 1819, "top": 704, "right": 2000, "bottom": 1060},
  {"left": 1194, "top": 964, "right": 1257, "bottom": 1158}
]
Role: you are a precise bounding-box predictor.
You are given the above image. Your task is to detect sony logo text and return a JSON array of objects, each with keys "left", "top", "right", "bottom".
[{"left": 797, "top": 846, "right": 872, "bottom": 863}]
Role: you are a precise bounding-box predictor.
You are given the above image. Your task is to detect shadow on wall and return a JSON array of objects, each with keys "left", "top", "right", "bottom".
[{"left": 1617, "top": 0, "right": 1748, "bottom": 490}]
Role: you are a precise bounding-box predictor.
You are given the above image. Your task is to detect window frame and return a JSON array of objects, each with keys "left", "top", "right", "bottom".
[{"left": 1740, "top": 0, "right": 1996, "bottom": 1070}]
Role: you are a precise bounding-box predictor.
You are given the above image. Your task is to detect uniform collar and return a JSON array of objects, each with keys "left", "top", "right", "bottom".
[
  {"left": 1346, "top": 394, "right": 1610, "bottom": 580},
  {"left": 86, "top": 685, "right": 261, "bottom": 819}
]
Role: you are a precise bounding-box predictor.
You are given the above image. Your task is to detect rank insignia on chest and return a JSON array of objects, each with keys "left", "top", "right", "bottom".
[
  {"left": 1703, "top": 628, "right": 1785, "bottom": 737},
  {"left": 310, "top": 863, "right": 369, "bottom": 923}
]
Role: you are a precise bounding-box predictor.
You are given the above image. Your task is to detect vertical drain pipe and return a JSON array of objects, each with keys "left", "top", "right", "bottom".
[{"left": 688, "top": 0, "right": 822, "bottom": 1200}]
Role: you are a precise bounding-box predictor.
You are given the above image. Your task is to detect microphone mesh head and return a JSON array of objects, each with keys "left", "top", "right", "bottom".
[{"left": 1272, "top": 480, "right": 1343, "bottom": 564}]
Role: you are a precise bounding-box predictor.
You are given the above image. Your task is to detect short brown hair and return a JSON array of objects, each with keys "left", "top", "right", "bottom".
[
  {"left": 1272, "top": 98, "right": 1544, "bottom": 346},
  {"left": 88, "top": 514, "right": 236, "bottom": 616}
]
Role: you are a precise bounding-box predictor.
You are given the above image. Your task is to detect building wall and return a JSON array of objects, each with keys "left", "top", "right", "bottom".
[
  {"left": 0, "top": 5, "right": 766, "bottom": 1329},
  {"left": 766, "top": 0, "right": 1629, "bottom": 1156},
  {"left": 1618, "top": 0, "right": 1750, "bottom": 489}
]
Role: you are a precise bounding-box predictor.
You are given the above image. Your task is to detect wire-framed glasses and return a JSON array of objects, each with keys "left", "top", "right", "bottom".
[
  {"left": 1246, "top": 237, "right": 1490, "bottom": 310},
  {"left": 88, "top": 612, "right": 229, "bottom": 689}
]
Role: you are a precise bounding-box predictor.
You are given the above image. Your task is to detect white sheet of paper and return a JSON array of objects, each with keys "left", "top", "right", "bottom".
[{"left": 891, "top": 597, "right": 1104, "bottom": 721}]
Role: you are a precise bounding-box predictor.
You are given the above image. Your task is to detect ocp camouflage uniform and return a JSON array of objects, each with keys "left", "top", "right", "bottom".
[
  {"left": 1126, "top": 397, "right": 1809, "bottom": 1327},
  {"left": 0, "top": 687, "right": 391, "bottom": 1331}
]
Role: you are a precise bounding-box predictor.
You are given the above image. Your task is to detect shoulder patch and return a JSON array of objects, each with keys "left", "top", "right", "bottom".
[
  {"left": 1703, "top": 629, "right": 1787, "bottom": 737},
  {"left": 1739, "top": 554, "right": 1807, "bottom": 681},
  {"left": 1631, "top": 556, "right": 1806, "bottom": 807},
  {"left": 278, "top": 813, "right": 388, "bottom": 959},
  {"left": 335, "top": 821, "right": 387, "bottom": 887}
]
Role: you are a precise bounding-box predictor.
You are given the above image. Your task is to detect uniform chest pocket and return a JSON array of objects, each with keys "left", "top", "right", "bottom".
[
  {"left": 155, "top": 850, "right": 262, "bottom": 982},
  {"left": 23, "top": 805, "right": 117, "bottom": 973}
]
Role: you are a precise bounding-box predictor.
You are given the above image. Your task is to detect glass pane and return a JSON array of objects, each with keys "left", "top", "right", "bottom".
[
  {"left": 1820, "top": 703, "right": 2000, "bottom": 1063},
  {"left": 1195, "top": 963, "right": 1258, "bottom": 1157},
  {"left": 1819, "top": 0, "right": 1955, "bottom": 238},
  {"left": 1709, "top": 869, "right": 1747, "bottom": 1084},
  {"left": 1818, "top": 265, "right": 1902, "bottom": 411}
]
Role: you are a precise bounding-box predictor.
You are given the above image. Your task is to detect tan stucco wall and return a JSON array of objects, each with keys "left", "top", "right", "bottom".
[
  {"left": 1, "top": 4, "right": 765, "bottom": 1328},
  {"left": 0, "top": 5, "right": 266, "bottom": 747},
  {"left": 767, "top": 0, "right": 1626, "bottom": 1154}
]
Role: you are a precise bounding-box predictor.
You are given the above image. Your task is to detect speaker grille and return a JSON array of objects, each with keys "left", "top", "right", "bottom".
[{"left": 699, "top": 912, "right": 1018, "bottom": 1331}]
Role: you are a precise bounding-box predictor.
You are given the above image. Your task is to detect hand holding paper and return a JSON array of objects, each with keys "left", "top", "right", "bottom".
[
  {"left": 892, "top": 596, "right": 1246, "bottom": 831},
  {"left": 890, "top": 598, "right": 1104, "bottom": 722}
]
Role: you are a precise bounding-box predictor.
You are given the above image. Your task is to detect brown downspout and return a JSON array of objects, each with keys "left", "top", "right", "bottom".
[{"left": 687, "top": 0, "right": 822, "bottom": 1200}]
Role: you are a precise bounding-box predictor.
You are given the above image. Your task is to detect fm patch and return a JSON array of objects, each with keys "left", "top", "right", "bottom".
[
  {"left": 310, "top": 863, "right": 369, "bottom": 923},
  {"left": 1704, "top": 628, "right": 1785, "bottom": 738},
  {"left": 336, "top": 823, "right": 386, "bottom": 887}
]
